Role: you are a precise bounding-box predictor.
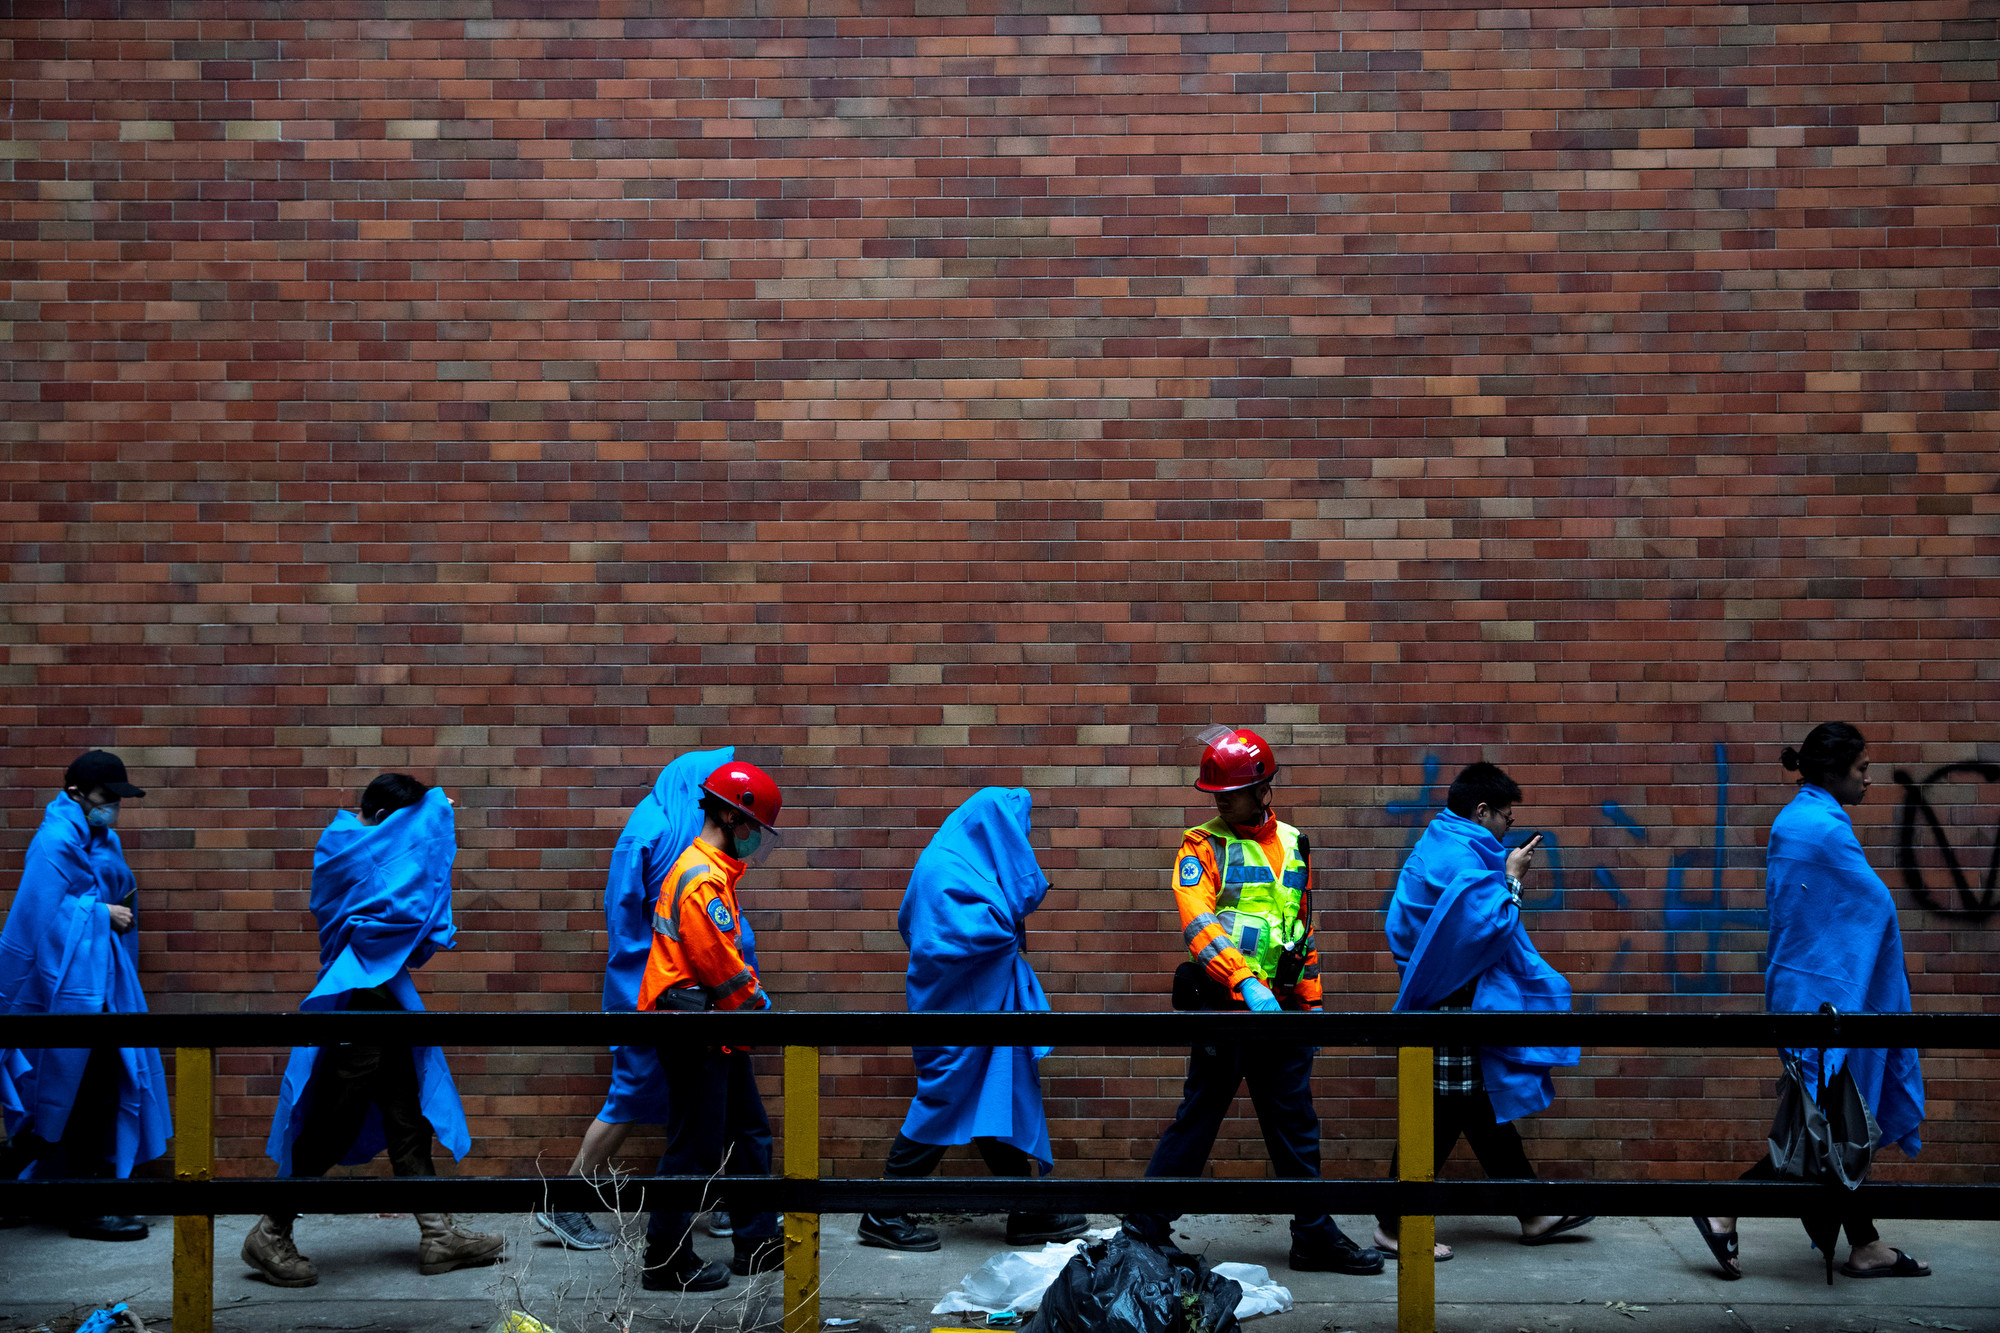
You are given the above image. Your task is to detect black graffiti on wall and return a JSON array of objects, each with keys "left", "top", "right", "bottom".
[{"left": 1894, "top": 762, "right": 2000, "bottom": 922}]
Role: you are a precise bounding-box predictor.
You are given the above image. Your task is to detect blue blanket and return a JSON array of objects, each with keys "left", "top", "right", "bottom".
[
  {"left": 1766, "top": 784, "right": 1925, "bottom": 1155},
  {"left": 1388, "top": 809, "right": 1578, "bottom": 1124},
  {"left": 897, "top": 787, "right": 1054, "bottom": 1167},
  {"left": 0, "top": 796, "right": 171, "bottom": 1176},
  {"left": 265, "top": 788, "right": 470, "bottom": 1174},
  {"left": 597, "top": 747, "right": 733, "bottom": 1123},
  {"left": 0, "top": 1047, "right": 26, "bottom": 1125}
]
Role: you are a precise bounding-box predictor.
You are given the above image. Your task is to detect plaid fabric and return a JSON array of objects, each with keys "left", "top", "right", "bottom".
[{"left": 1432, "top": 980, "right": 1482, "bottom": 1095}]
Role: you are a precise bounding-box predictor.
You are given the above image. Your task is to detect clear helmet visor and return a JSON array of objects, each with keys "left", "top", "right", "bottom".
[{"left": 1195, "top": 724, "right": 1280, "bottom": 795}]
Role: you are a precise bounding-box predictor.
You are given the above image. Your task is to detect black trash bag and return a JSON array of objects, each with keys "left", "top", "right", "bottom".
[{"left": 1027, "top": 1233, "right": 1241, "bottom": 1333}]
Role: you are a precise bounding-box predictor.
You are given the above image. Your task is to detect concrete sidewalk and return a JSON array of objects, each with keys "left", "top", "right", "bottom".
[{"left": 2, "top": 1210, "right": 1994, "bottom": 1333}]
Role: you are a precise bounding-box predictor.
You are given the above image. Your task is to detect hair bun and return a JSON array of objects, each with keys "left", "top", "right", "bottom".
[{"left": 1780, "top": 746, "right": 1801, "bottom": 771}]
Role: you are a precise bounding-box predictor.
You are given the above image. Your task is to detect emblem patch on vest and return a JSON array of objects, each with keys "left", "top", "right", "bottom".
[
  {"left": 1178, "top": 856, "right": 1202, "bottom": 886},
  {"left": 706, "top": 899, "right": 735, "bottom": 932}
]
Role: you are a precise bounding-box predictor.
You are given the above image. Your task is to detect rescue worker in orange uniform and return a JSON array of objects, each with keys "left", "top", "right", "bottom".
[
  {"left": 1123, "top": 729, "right": 1385, "bottom": 1276},
  {"left": 636, "top": 759, "right": 784, "bottom": 1293}
]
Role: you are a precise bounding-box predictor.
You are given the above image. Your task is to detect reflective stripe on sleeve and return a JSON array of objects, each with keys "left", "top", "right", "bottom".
[
  {"left": 659, "top": 863, "right": 709, "bottom": 943},
  {"left": 1182, "top": 912, "right": 1224, "bottom": 946},
  {"left": 712, "top": 968, "right": 757, "bottom": 1000}
]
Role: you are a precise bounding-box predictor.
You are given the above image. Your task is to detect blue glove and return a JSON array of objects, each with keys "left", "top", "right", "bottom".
[
  {"left": 754, "top": 990, "right": 773, "bottom": 1010},
  {"left": 1238, "top": 977, "right": 1282, "bottom": 1013}
]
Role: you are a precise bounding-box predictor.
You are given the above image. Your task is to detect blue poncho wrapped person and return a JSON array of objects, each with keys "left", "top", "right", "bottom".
[
  {"left": 1765, "top": 785, "right": 1923, "bottom": 1154},
  {"left": 241, "top": 776, "right": 503, "bottom": 1289},
  {"left": 1376, "top": 761, "right": 1589, "bottom": 1257},
  {"left": 857, "top": 787, "right": 1087, "bottom": 1253},
  {"left": 1692, "top": 725, "right": 1931, "bottom": 1284},
  {"left": 0, "top": 750, "right": 171, "bottom": 1243},
  {"left": 1387, "top": 814, "right": 1577, "bottom": 1124}
]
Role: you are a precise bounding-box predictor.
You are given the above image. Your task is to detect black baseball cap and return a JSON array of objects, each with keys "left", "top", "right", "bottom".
[{"left": 63, "top": 750, "right": 146, "bottom": 799}]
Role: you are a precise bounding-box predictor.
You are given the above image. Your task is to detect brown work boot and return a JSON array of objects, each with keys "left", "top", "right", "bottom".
[
  {"left": 242, "top": 1214, "right": 319, "bottom": 1288},
  {"left": 414, "top": 1212, "right": 505, "bottom": 1275}
]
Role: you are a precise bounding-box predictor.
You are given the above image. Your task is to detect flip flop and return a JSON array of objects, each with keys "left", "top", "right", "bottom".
[
  {"left": 1519, "top": 1215, "right": 1593, "bottom": 1246},
  {"left": 1839, "top": 1248, "right": 1930, "bottom": 1279},
  {"left": 1381, "top": 1241, "right": 1453, "bottom": 1264},
  {"left": 1690, "top": 1216, "right": 1741, "bottom": 1279}
]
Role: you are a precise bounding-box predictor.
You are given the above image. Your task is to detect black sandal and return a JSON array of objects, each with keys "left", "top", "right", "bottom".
[
  {"left": 1839, "top": 1248, "right": 1929, "bottom": 1279},
  {"left": 1519, "top": 1214, "right": 1593, "bottom": 1246},
  {"left": 1690, "top": 1217, "right": 1740, "bottom": 1279}
]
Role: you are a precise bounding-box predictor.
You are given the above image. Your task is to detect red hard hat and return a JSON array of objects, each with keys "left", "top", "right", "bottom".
[
  {"left": 1195, "top": 728, "right": 1279, "bottom": 793},
  {"left": 702, "top": 760, "right": 784, "bottom": 830}
]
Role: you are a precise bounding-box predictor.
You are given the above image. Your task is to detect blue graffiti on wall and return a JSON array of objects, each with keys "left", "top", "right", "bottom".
[
  {"left": 1592, "top": 800, "right": 1646, "bottom": 908},
  {"left": 1662, "top": 742, "right": 1765, "bottom": 993},
  {"left": 1384, "top": 753, "right": 1443, "bottom": 862},
  {"left": 1381, "top": 742, "right": 1765, "bottom": 995}
]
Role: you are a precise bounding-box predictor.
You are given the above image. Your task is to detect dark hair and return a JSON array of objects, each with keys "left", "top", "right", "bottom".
[
  {"left": 1781, "top": 723, "right": 1867, "bottom": 786},
  {"left": 1446, "top": 761, "right": 1523, "bottom": 818},
  {"left": 360, "top": 773, "right": 429, "bottom": 821},
  {"left": 699, "top": 793, "right": 742, "bottom": 825}
]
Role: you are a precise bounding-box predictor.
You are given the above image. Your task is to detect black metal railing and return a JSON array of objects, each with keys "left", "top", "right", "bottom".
[{"left": 2, "top": 1009, "right": 1996, "bottom": 1333}]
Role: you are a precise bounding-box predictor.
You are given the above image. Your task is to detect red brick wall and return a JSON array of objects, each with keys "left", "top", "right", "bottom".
[{"left": 3, "top": 1, "right": 1997, "bottom": 1190}]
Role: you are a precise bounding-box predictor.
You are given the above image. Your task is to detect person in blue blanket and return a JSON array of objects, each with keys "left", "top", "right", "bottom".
[
  {"left": 1693, "top": 723, "right": 1930, "bottom": 1282},
  {"left": 532, "top": 747, "right": 762, "bottom": 1255},
  {"left": 1374, "top": 761, "right": 1590, "bottom": 1262},
  {"left": 240, "top": 774, "right": 503, "bottom": 1287},
  {"left": 0, "top": 750, "right": 171, "bottom": 1242},
  {"left": 857, "top": 787, "right": 1087, "bottom": 1252}
]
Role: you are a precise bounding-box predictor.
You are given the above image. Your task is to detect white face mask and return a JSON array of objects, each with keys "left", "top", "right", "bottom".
[{"left": 85, "top": 801, "right": 119, "bottom": 830}]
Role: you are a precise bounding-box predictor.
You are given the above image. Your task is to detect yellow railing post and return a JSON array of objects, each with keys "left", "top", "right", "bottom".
[
  {"left": 173, "top": 1045, "right": 215, "bottom": 1333},
  {"left": 1396, "top": 1046, "right": 1435, "bottom": 1333},
  {"left": 782, "top": 1045, "right": 821, "bottom": 1333}
]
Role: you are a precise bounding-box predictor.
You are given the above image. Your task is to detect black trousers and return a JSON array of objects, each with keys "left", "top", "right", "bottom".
[
  {"left": 1126, "top": 1042, "right": 1344, "bottom": 1246},
  {"left": 276, "top": 987, "right": 436, "bottom": 1225},
  {"left": 645, "top": 1045, "right": 780, "bottom": 1253},
  {"left": 876, "top": 1131, "right": 1037, "bottom": 1221},
  {"left": 1740, "top": 1153, "right": 1879, "bottom": 1249},
  {"left": 1377, "top": 1089, "right": 1537, "bottom": 1238}
]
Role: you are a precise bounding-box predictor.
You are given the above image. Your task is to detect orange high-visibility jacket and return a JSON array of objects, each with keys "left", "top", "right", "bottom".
[
  {"left": 637, "top": 836, "right": 766, "bottom": 1013},
  {"left": 1174, "top": 817, "right": 1323, "bottom": 1009}
]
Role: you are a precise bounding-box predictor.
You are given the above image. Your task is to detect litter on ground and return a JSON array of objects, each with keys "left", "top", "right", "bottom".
[
  {"left": 931, "top": 1230, "right": 1291, "bottom": 1320},
  {"left": 1209, "top": 1263, "right": 1294, "bottom": 1318},
  {"left": 932, "top": 1229, "right": 1119, "bottom": 1314}
]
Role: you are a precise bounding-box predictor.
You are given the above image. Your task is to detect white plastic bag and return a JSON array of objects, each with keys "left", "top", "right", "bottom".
[
  {"left": 1210, "top": 1262, "right": 1294, "bottom": 1319},
  {"left": 931, "top": 1229, "right": 1119, "bottom": 1315}
]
